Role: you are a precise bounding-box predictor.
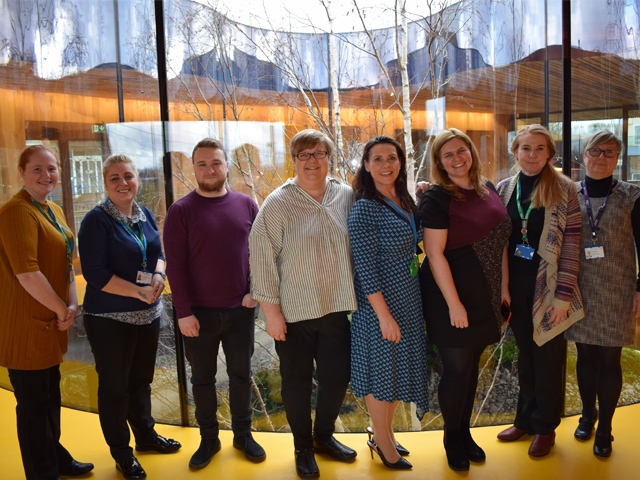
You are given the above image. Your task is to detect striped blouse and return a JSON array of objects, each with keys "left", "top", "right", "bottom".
[{"left": 249, "top": 178, "right": 357, "bottom": 323}]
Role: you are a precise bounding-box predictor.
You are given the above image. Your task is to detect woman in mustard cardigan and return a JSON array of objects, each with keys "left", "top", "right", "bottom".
[{"left": 0, "top": 145, "right": 94, "bottom": 480}]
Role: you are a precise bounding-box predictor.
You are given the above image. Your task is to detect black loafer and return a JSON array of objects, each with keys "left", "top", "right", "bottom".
[
  {"left": 116, "top": 457, "right": 146, "bottom": 480},
  {"left": 313, "top": 436, "right": 357, "bottom": 462},
  {"left": 135, "top": 435, "right": 181, "bottom": 454},
  {"left": 295, "top": 449, "right": 320, "bottom": 478},
  {"left": 59, "top": 459, "right": 94, "bottom": 476}
]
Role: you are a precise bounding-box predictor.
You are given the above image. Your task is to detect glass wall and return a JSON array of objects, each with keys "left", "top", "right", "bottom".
[{"left": 1, "top": 0, "right": 639, "bottom": 430}]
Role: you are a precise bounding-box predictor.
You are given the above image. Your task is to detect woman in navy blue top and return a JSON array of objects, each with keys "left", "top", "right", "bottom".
[{"left": 79, "top": 154, "right": 181, "bottom": 480}]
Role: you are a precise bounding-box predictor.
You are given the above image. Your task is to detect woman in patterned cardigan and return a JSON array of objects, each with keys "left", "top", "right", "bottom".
[{"left": 495, "top": 124, "right": 584, "bottom": 458}]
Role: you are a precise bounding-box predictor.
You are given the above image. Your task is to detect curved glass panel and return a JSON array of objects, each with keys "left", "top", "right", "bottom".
[{"left": 0, "top": 0, "right": 639, "bottom": 432}]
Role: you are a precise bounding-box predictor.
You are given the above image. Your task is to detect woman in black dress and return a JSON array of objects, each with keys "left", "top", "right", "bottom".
[{"left": 420, "top": 128, "right": 511, "bottom": 471}]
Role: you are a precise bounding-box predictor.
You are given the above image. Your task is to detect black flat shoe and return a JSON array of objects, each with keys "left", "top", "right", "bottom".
[
  {"left": 135, "top": 434, "right": 181, "bottom": 453},
  {"left": 366, "top": 439, "right": 412, "bottom": 469},
  {"left": 295, "top": 448, "right": 320, "bottom": 478},
  {"left": 593, "top": 433, "right": 613, "bottom": 458},
  {"left": 116, "top": 457, "right": 146, "bottom": 480},
  {"left": 313, "top": 436, "right": 357, "bottom": 462},
  {"left": 366, "top": 426, "right": 410, "bottom": 456},
  {"left": 575, "top": 411, "right": 598, "bottom": 441},
  {"left": 59, "top": 459, "right": 94, "bottom": 477}
]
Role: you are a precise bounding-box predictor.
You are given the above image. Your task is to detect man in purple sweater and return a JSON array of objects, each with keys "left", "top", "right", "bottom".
[{"left": 163, "top": 138, "right": 265, "bottom": 470}]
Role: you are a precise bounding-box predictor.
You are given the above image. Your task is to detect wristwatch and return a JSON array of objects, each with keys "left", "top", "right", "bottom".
[{"left": 153, "top": 271, "right": 167, "bottom": 280}]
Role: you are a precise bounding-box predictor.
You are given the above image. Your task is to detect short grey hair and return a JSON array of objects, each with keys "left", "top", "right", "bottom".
[{"left": 583, "top": 130, "right": 623, "bottom": 156}]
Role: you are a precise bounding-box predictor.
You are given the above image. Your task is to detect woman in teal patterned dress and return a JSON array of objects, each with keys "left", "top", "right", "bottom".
[{"left": 348, "top": 136, "right": 428, "bottom": 471}]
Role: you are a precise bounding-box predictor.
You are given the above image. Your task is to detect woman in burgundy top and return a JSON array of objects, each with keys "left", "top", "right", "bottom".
[{"left": 420, "top": 128, "right": 511, "bottom": 471}]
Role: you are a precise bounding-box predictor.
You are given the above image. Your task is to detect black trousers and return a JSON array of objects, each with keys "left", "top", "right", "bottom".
[
  {"left": 184, "top": 306, "right": 256, "bottom": 440},
  {"left": 8, "top": 365, "right": 74, "bottom": 480},
  {"left": 274, "top": 311, "right": 351, "bottom": 450},
  {"left": 84, "top": 314, "right": 160, "bottom": 463},
  {"left": 509, "top": 274, "right": 565, "bottom": 435}
]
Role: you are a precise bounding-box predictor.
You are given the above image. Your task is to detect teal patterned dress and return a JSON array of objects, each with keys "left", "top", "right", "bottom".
[{"left": 348, "top": 198, "right": 429, "bottom": 418}]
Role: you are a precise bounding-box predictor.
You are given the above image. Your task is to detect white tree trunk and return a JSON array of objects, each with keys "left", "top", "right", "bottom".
[
  {"left": 327, "top": 0, "right": 344, "bottom": 179},
  {"left": 397, "top": 1, "right": 415, "bottom": 198}
]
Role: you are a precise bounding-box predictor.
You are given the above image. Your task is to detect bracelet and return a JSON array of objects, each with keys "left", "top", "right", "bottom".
[{"left": 153, "top": 271, "right": 167, "bottom": 280}]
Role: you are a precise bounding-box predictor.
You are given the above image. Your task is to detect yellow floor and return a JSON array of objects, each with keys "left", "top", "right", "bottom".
[{"left": 0, "top": 387, "right": 638, "bottom": 479}]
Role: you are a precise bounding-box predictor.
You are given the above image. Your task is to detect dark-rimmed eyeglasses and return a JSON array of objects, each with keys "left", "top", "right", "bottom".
[
  {"left": 295, "top": 151, "right": 328, "bottom": 161},
  {"left": 587, "top": 147, "right": 619, "bottom": 158}
]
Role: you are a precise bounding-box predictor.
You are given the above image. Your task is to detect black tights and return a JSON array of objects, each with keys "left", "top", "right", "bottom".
[
  {"left": 575, "top": 343, "right": 623, "bottom": 434},
  {"left": 438, "top": 345, "right": 485, "bottom": 432}
]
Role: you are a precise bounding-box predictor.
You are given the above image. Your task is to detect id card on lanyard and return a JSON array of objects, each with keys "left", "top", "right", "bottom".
[
  {"left": 119, "top": 219, "right": 151, "bottom": 285},
  {"left": 582, "top": 179, "right": 613, "bottom": 260},
  {"left": 514, "top": 177, "right": 535, "bottom": 261},
  {"left": 383, "top": 196, "right": 421, "bottom": 277}
]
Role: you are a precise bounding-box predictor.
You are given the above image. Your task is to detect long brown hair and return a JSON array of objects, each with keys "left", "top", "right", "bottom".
[
  {"left": 352, "top": 136, "right": 416, "bottom": 212},
  {"left": 430, "top": 128, "right": 487, "bottom": 201},
  {"left": 510, "top": 124, "right": 571, "bottom": 209}
]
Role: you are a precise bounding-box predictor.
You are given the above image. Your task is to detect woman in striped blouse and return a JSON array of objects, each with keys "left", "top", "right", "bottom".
[{"left": 249, "top": 129, "right": 358, "bottom": 479}]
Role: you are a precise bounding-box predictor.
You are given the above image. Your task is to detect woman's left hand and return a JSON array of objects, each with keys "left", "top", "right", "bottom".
[
  {"left": 546, "top": 305, "right": 568, "bottom": 327},
  {"left": 56, "top": 305, "right": 77, "bottom": 331},
  {"left": 151, "top": 274, "right": 165, "bottom": 302},
  {"left": 378, "top": 313, "right": 402, "bottom": 343}
]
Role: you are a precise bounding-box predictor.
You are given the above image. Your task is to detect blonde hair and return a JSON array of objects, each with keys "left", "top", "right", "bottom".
[
  {"left": 430, "top": 128, "right": 488, "bottom": 201},
  {"left": 510, "top": 124, "right": 571, "bottom": 209},
  {"left": 102, "top": 154, "right": 138, "bottom": 179}
]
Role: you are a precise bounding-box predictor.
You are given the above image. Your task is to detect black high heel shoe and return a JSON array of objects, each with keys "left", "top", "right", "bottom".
[
  {"left": 366, "top": 438, "right": 412, "bottom": 469},
  {"left": 366, "top": 426, "right": 410, "bottom": 456}
]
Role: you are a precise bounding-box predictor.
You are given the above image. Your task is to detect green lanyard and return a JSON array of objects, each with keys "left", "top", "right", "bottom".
[
  {"left": 120, "top": 220, "right": 148, "bottom": 271},
  {"left": 515, "top": 177, "right": 533, "bottom": 245},
  {"left": 31, "top": 198, "right": 74, "bottom": 278}
]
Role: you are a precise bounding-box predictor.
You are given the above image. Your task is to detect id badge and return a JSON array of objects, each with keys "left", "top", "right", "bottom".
[
  {"left": 410, "top": 254, "right": 421, "bottom": 277},
  {"left": 136, "top": 271, "right": 153, "bottom": 285},
  {"left": 585, "top": 245, "right": 605, "bottom": 260},
  {"left": 514, "top": 243, "right": 535, "bottom": 261}
]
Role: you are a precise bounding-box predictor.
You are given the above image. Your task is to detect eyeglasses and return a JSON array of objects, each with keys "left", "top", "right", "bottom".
[
  {"left": 587, "top": 147, "right": 619, "bottom": 158},
  {"left": 295, "top": 151, "right": 328, "bottom": 161}
]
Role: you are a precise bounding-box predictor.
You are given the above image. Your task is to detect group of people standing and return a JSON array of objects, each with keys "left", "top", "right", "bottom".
[{"left": 0, "top": 124, "right": 637, "bottom": 480}]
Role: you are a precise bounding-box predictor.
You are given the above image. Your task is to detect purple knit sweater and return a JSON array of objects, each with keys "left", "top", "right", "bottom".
[{"left": 164, "top": 189, "right": 258, "bottom": 318}]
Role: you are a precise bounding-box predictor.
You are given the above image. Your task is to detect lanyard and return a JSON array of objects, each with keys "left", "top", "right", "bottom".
[
  {"left": 515, "top": 177, "right": 534, "bottom": 245},
  {"left": 383, "top": 196, "right": 418, "bottom": 249},
  {"left": 120, "top": 220, "right": 148, "bottom": 271},
  {"left": 582, "top": 179, "right": 613, "bottom": 245},
  {"left": 31, "top": 198, "right": 74, "bottom": 271}
]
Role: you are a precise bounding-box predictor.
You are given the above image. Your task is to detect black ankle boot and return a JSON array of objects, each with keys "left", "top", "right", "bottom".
[
  {"left": 443, "top": 429, "right": 470, "bottom": 471},
  {"left": 460, "top": 422, "right": 486, "bottom": 462}
]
